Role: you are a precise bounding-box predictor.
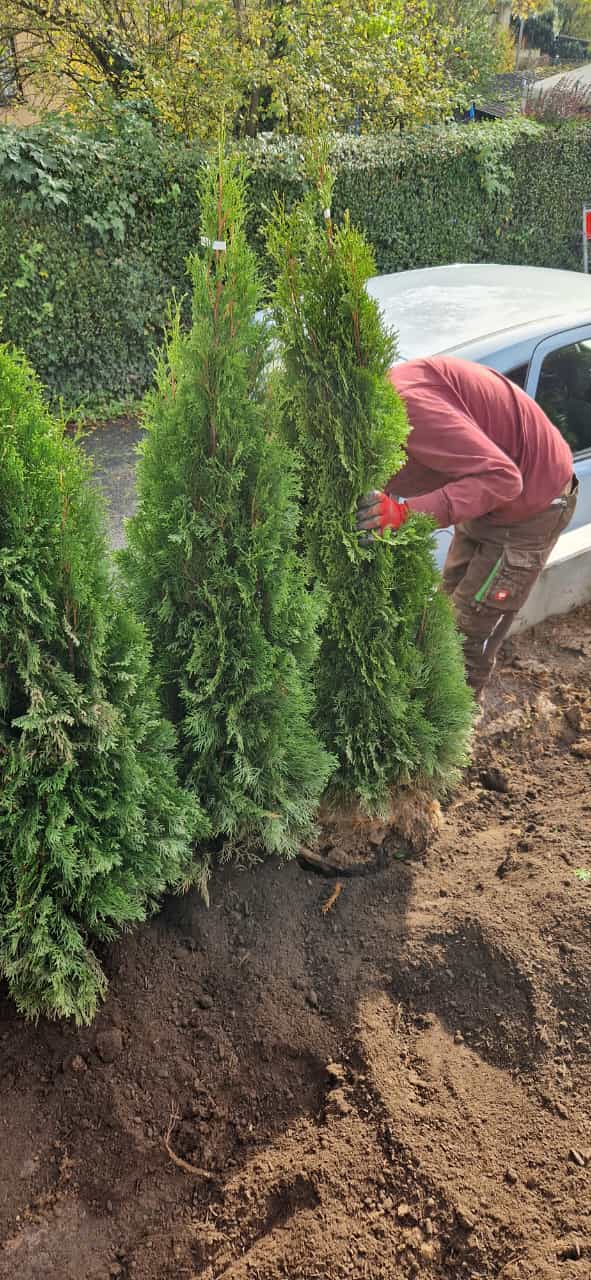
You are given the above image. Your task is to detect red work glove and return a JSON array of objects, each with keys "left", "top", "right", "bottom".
[{"left": 356, "top": 490, "right": 409, "bottom": 546}]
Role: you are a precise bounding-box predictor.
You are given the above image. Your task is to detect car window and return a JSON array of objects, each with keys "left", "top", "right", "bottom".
[
  {"left": 505, "top": 363, "right": 528, "bottom": 390},
  {"left": 535, "top": 339, "right": 591, "bottom": 454},
  {"left": 506, "top": 366, "right": 529, "bottom": 389}
]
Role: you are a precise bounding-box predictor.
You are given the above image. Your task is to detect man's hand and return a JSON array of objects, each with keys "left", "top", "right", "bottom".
[{"left": 356, "top": 490, "right": 409, "bottom": 546}]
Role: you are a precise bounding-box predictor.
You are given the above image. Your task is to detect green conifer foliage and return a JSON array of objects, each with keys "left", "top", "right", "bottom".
[
  {"left": 0, "top": 345, "right": 204, "bottom": 1024},
  {"left": 121, "top": 152, "right": 334, "bottom": 858},
  {"left": 267, "top": 183, "right": 474, "bottom": 814}
]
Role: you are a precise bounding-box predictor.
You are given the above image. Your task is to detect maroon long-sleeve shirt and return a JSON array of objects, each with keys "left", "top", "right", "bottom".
[{"left": 388, "top": 356, "right": 573, "bottom": 528}]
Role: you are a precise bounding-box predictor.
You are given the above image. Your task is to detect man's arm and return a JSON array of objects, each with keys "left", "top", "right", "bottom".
[{"left": 399, "top": 407, "right": 523, "bottom": 528}]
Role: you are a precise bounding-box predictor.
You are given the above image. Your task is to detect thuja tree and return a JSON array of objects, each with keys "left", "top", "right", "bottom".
[
  {"left": 121, "top": 151, "right": 333, "bottom": 858},
  {"left": 0, "top": 345, "right": 205, "bottom": 1024},
  {"left": 267, "top": 180, "right": 474, "bottom": 815}
]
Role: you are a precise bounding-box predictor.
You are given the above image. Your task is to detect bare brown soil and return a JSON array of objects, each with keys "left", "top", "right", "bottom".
[{"left": 1, "top": 605, "right": 591, "bottom": 1280}]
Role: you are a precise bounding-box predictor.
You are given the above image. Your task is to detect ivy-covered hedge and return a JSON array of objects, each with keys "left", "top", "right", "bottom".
[
  {"left": 1, "top": 116, "right": 590, "bottom": 406},
  {"left": 0, "top": 120, "right": 204, "bottom": 406}
]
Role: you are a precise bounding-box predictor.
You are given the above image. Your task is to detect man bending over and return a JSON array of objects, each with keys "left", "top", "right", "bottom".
[{"left": 356, "top": 356, "right": 577, "bottom": 697}]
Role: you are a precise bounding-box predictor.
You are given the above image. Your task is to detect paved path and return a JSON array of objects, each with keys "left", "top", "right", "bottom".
[
  {"left": 77, "top": 418, "right": 144, "bottom": 550},
  {"left": 534, "top": 61, "right": 591, "bottom": 94}
]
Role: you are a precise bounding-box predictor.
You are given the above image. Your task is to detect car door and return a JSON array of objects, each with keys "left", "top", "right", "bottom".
[{"left": 526, "top": 324, "right": 591, "bottom": 531}]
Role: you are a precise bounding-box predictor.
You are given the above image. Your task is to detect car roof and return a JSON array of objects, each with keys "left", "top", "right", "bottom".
[{"left": 366, "top": 263, "right": 591, "bottom": 363}]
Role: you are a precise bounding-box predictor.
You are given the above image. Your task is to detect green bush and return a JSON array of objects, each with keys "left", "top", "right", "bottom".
[
  {"left": 121, "top": 151, "right": 334, "bottom": 858},
  {"left": 1, "top": 114, "right": 590, "bottom": 406},
  {"left": 0, "top": 117, "right": 205, "bottom": 408},
  {"left": 0, "top": 342, "right": 206, "bottom": 1023},
  {"left": 268, "top": 181, "right": 473, "bottom": 811}
]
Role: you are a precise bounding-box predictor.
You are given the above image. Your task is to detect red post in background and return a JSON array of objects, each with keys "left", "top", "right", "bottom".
[{"left": 584, "top": 205, "right": 591, "bottom": 273}]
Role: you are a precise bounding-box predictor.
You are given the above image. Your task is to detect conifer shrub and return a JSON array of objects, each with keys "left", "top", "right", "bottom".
[
  {"left": 0, "top": 345, "right": 205, "bottom": 1024},
  {"left": 121, "top": 152, "right": 334, "bottom": 858},
  {"left": 267, "top": 177, "right": 474, "bottom": 819}
]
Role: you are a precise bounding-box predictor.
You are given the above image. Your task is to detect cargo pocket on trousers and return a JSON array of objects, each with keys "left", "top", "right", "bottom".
[{"left": 472, "top": 546, "right": 543, "bottom": 614}]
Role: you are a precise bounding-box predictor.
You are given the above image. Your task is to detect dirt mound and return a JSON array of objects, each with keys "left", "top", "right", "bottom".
[{"left": 1, "top": 604, "right": 591, "bottom": 1280}]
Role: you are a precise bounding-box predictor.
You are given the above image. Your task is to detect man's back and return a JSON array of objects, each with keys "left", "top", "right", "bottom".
[{"left": 389, "top": 355, "right": 572, "bottom": 527}]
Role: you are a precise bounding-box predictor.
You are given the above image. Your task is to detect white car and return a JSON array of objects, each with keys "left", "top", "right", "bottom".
[{"left": 367, "top": 263, "right": 591, "bottom": 574}]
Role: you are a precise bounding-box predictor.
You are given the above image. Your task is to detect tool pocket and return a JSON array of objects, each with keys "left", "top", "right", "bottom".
[{"left": 472, "top": 546, "right": 542, "bottom": 614}]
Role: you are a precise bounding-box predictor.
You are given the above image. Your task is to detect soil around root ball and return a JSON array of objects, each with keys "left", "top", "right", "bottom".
[
  {"left": 300, "top": 790, "right": 443, "bottom": 876},
  {"left": 2, "top": 604, "right": 591, "bottom": 1280}
]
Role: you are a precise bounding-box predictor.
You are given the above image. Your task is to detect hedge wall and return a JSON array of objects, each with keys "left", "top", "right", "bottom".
[
  {"left": 1, "top": 116, "right": 590, "bottom": 406},
  {"left": 0, "top": 120, "right": 204, "bottom": 406}
]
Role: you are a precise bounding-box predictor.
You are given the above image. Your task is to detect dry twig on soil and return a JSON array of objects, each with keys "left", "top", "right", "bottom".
[
  {"left": 321, "top": 882, "right": 343, "bottom": 914},
  {"left": 163, "top": 1106, "right": 216, "bottom": 1181}
]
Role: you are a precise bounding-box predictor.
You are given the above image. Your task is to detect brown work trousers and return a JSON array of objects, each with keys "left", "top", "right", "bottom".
[{"left": 442, "top": 479, "right": 578, "bottom": 696}]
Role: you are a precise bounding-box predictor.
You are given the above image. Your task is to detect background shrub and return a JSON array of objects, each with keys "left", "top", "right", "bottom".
[{"left": 2, "top": 115, "right": 590, "bottom": 406}]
